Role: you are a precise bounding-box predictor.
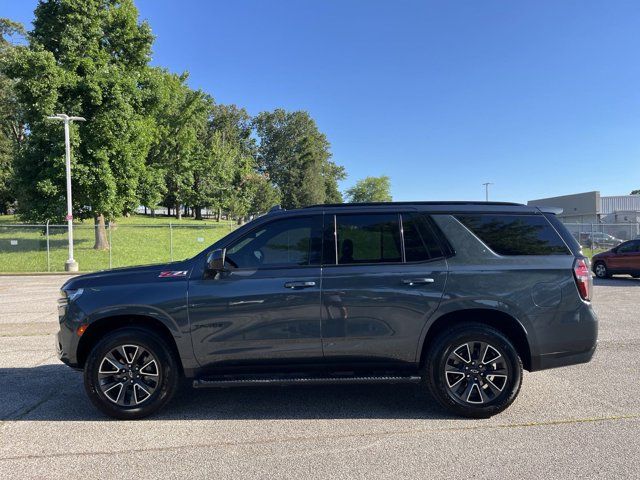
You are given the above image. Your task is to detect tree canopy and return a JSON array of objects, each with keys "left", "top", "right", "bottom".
[
  {"left": 0, "top": 1, "right": 381, "bottom": 241},
  {"left": 345, "top": 176, "right": 392, "bottom": 203}
]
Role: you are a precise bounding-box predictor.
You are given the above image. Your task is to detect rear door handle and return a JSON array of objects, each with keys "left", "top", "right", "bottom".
[
  {"left": 284, "top": 281, "right": 317, "bottom": 289},
  {"left": 401, "top": 278, "right": 435, "bottom": 286}
]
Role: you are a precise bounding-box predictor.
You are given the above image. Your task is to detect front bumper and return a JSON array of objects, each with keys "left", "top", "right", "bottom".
[{"left": 56, "top": 323, "right": 81, "bottom": 369}]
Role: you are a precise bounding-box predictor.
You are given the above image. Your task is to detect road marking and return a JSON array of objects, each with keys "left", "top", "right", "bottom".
[{"left": 0, "top": 413, "right": 638, "bottom": 462}]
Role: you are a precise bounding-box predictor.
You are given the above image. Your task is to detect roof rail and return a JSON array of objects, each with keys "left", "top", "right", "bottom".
[
  {"left": 267, "top": 205, "right": 284, "bottom": 214},
  {"left": 303, "top": 201, "right": 524, "bottom": 209}
]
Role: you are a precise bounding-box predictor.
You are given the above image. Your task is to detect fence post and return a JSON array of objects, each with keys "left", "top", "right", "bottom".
[
  {"left": 169, "top": 222, "right": 173, "bottom": 262},
  {"left": 108, "top": 221, "right": 112, "bottom": 269},
  {"left": 46, "top": 220, "right": 51, "bottom": 272}
]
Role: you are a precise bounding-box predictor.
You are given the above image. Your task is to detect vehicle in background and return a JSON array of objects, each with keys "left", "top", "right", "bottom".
[
  {"left": 579, "top": 232, "right": 623, "bottom": 250},
  {"left": 592, "top": 240, "right": 640, "bottom": 279}
]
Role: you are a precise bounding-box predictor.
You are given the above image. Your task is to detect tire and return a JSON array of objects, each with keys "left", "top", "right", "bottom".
[
  {"left": 84, "top": 327, "right": 179, "bottom": 420},
  {"left": 424, "top": 323, "right": 523, "bottom": 418},
  {"left": 593, "top": 262, "right": 609, "bottom": 279}
]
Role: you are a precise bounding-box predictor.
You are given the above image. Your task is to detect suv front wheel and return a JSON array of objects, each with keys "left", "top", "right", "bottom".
[
  {"left": 84, "top": 327, "right": 179, "bottom": 419},
  {"left": 424, "top": 323, "right": 523, "bottom": 418}
]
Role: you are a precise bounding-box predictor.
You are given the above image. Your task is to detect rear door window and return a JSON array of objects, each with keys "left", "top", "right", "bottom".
[
  {"left": 455, "top": 214, "right": 570, "bottom": 255},
  {"left": 335, "top": 214, "right": 402, "bottom": 264},
  {"left": 401, "top": 213, "right": 444, "bottom": 261}
]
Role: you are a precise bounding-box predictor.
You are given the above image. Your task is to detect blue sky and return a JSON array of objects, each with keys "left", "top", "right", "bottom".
[{"left": 3, "top": 0, "right": 639, "bottom": 202}]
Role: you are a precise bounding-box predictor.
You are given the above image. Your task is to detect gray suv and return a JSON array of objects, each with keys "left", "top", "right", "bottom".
[{"left": 56, "top": 202, "right": 597, "bottom": 419}]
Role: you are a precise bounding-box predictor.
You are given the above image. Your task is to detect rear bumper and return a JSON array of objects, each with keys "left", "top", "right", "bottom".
[
  {"left": 533, "top": 342, "right": 597, "bottom": 370},
  {"left": 530, "top": 302, "right": 598, "bottom": 371}
]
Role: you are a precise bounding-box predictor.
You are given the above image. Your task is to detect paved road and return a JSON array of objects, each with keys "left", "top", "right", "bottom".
[{"left": 0, "top": 275, "right": 638, "bottom": 479}]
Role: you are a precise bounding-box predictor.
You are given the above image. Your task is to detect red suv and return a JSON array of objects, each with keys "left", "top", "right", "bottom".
[{"left": 592, "top": 240, "right": 640, "bottom": 278}]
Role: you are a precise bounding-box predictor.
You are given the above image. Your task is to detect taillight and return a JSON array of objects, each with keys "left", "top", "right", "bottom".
[{"left": 573, "top": 258, "right": 592, "bottom": 301}]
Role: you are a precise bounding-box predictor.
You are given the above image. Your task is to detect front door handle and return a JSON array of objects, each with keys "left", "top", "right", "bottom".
[
  {"left": 284, "top": 281, "right": 317, "bottom": 289},
  {"left": 401, "top": 278, "right": 435, "bottom": 286}
]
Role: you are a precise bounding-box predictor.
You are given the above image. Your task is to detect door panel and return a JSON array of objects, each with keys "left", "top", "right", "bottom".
[
  {"left": 189, "top": 267, "right": 322, "bottom": 368},
  {"left": 610, "top": 241, "right": 640, "bottom": 271},
  {"left": 320, "top": 211, "right": 448, "bottom": 365},
  {"left": 321, "top": 261, "right": 447, "bottom": 364},
  {"left": 188, "top": 214, "right": 324, "bottom": 370}
]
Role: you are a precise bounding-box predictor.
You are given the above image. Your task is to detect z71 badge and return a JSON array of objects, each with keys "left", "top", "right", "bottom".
[{"left": 158, "top": 270, "right": 188, "bottom": 278}]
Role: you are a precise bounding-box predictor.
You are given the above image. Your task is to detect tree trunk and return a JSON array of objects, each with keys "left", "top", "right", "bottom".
[
  {"left": 175, "top": 203, "right": 182, "bottom": 220},
  {"left": 216, "top": 207, "right": 221, "bottom": 222},
  {"left": 151, "top": 208, "right": 155, "bottom": 218},
  {"left": 195, "top": 206, "right": 203, "bottom": 221},
  {"left": 144, "top": 206, "right": 147, "bottom": 215},
  {"left": 237, "top": 216, "right": 244, "bottom": 225},
  {"left": 93, "top": 214, "right": 110, "bottom": 250}
]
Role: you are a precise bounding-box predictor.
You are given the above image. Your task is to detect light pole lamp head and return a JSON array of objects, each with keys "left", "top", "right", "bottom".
[{"left": 46, "top": 114, "right": 86, "bottom": 122}]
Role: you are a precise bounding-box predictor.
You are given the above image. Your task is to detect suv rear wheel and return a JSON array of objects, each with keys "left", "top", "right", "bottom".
[
  {"left": 84, "top": 327, "right": 179, "bottom": 419},
  {"left": 424, "top": 323, "right": 522, "bottom": 418}
]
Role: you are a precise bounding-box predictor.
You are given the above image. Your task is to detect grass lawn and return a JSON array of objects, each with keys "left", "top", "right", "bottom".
[{"left": 0, "top": 214, "right": 237, "bottom": 273}]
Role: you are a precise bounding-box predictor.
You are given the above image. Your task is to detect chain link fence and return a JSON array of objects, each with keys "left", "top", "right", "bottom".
[
  {"left": 0, "top": 222, "right": 236, "bottom": 273},
  {"left": 2, "top": 220, "right": 638, "bottom": 273},
  {"left": 563, "top": 223, "right": 640, "bottom": 251}
]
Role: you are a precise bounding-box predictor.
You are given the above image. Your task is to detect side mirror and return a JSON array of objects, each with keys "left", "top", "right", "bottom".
[{"left": 207, "top": 248, "right": 227, "bottom": 272}]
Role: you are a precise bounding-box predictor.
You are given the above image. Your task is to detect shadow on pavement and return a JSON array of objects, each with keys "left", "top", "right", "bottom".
[
  {"left": 593, "top": 276, "right": 640, "bottom": 287},
  {"left": 0, "top": 364, "right": 454, "bottom": 422}
]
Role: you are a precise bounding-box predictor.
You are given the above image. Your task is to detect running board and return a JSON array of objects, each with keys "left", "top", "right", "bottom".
[{"left": 193, "top": 375, "right": 422, "bottom": 389}]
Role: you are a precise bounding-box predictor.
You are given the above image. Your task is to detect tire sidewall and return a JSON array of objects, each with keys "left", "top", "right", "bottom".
[
  {"left": 426, "top": 325, "right": 522, "bottom": 418},
  {"left": 594, "top": 262, "right": 608, "bottom": 278},
  {"left": 84, "top": 328, "right": 179, "bottom": 420}
]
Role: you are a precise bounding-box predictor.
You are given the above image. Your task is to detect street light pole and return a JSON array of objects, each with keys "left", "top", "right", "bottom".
[
  {"left": 47, "top": 113, "right": 86, "bottom": 272},
  {"left": 482, "top": 182, "right": 493, "bottom": 202}
]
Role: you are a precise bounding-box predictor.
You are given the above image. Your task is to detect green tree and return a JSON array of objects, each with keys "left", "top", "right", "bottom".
[
  {"left": 247, "top": 172, "right": 281, "bottom": 216},
  {"left": 631, "top": 190, "right": 640, "bottom": 195},
  {"left": 345, "top": 175, "right": 392, "bottom": 203},
  {"left": 192, "top": 103, "right": 256, "bottom": 221},
  {"left": 0, "top": 19, "right": 26, "bottom": 213},
  {"left": 3, "top": 0, "right": 155, "bottom": 249},
  {"left": 141, "top": 68, "right": 208, "bottom": 220},
  {"left": 254, "top": 109, "right": 344, "bottom": 209},
  {"left": 323, "top": 160, "right": 346, "bottom": 203}
]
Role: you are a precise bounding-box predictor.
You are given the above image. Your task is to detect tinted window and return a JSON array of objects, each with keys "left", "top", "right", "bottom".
[
  {"left": 456, "top": 214, "right": 570, "bottom": 255},
  {"left": 336, "top": 214, "right": 401, "bottom": 264},
  {"left": 402, "top": 213, "right": 443, "bottom": 261},
  {"left": 226, "top": 216, "right": 322, "bottom": 268},
  {"left": 617, "top": 241, "right": 639, "bottom": 253}
]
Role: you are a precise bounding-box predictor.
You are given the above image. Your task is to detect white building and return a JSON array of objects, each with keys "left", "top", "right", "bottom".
[{"left": 528, "top": 191, "right": 640, "bottom": 224}]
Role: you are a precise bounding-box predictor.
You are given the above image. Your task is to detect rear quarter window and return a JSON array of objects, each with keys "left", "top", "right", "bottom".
[{"left": 455, "top": 214, "right": 570, "bottom": 256}]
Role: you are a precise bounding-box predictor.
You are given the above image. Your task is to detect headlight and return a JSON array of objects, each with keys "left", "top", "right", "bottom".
[
  {"left": 58, "top": 289, "right": 83, "bottom": 317},
  {"left": 66, "top": 289, "right": 84, "bottom": 302}
]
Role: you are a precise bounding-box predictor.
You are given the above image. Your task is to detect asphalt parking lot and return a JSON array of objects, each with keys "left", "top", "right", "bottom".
[{"left": 0, "top": 275, "right": 638, "bottom": 479}]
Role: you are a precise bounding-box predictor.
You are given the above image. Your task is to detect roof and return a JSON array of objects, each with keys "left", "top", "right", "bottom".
[{"left": 304, "top": 201, "right": 524, "bottom": 209}]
